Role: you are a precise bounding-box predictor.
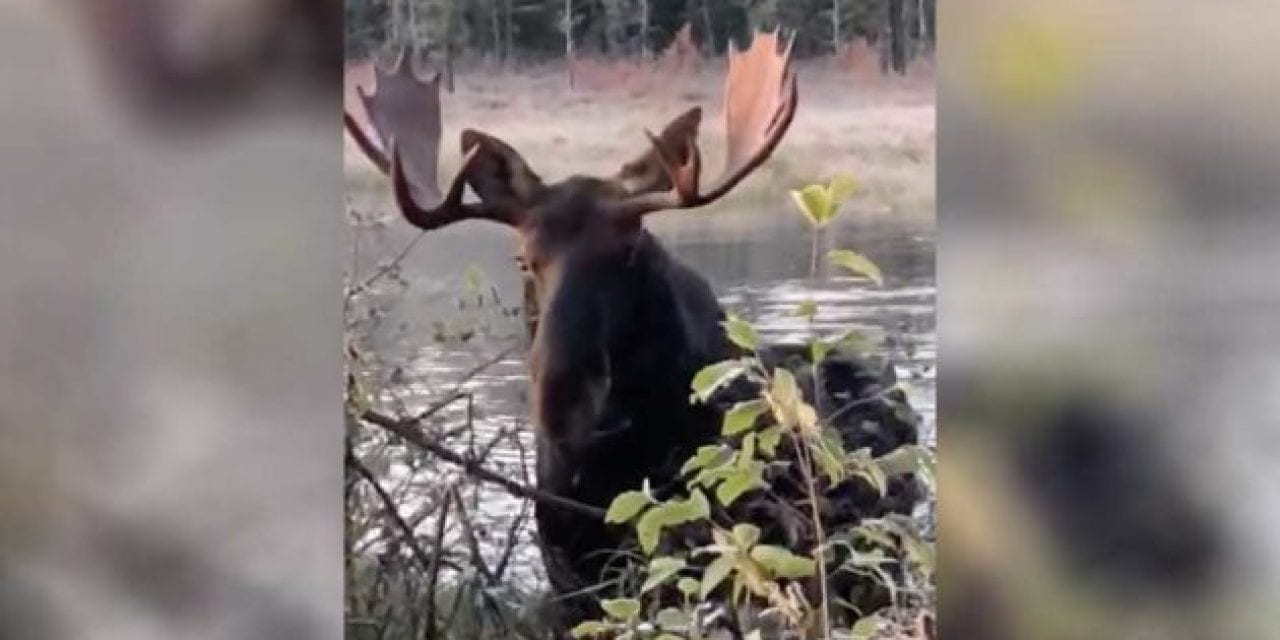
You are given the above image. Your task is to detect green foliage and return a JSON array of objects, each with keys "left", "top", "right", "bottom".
[
  {"left": 642, "top": 557, "right": 688, "bottom": 593},
  {"left": 722, "top": 315, "right": 760, "bottom": 352},
  {"left": 851, "top": 614, "right": 882, "bottom": 640},
  {"left": 829, "top": 248, "right": 885, "bottom": 286},
  {"left": 689, "top": 358, "right": 752, "bottom": 403},
  {"left": 714, "top": 461, "right": 768, "bottom": 506},
  {"left": 600, "top": 597, "right": 641, "bottom": 621},
  {"left": 605, "top": 490, "right": 653, "bottom": 524},
  {"left": 791, "top": 174, "right": 859, "bottom": 228},
  {"left": 722, "top": 399, "right": 769, "bottom": 436},
  {"left": 795, "top": 299, "right": 819, "bottom": 320},
  {"left": 624, "top": 489, "right": 710, "bottom": 554},
  {"left": 750, "top": 544, "right": 817, "bottom": 579},
  {"left": 585, "top": 280, "right": 935, "bottom": 637}
]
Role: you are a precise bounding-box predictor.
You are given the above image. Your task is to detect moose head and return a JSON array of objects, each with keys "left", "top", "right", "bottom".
[{"left": 346, "top": 30, "right": 797, "bottom": 624}]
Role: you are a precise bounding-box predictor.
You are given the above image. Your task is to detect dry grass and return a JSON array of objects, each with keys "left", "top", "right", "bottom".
[{"left": 345, "top": 58, "right": 935, "bottom": 228}]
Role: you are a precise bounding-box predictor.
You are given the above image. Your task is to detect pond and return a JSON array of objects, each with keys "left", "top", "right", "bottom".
[{"left": 352, "top": 211, "right": 935, "bottom": 590}]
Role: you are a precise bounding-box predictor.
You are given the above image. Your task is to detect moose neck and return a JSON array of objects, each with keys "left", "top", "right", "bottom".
[{"left": 528, "top": 229, "right": 729, "bottom": 480}]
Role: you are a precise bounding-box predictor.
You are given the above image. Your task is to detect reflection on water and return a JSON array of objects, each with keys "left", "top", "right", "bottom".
[{"left": 358, "top": 213, "right": 935, "bottom": 587}]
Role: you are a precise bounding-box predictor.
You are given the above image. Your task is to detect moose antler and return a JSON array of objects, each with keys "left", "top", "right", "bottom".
[
  {"left": 609, "top": 29, "right": 798, "bottom": 219},
  {"left": 343, "top": 52, "right": 516, "bottom": 230}
]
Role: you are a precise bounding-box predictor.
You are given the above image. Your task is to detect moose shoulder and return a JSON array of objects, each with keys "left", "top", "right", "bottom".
[{"left": 346, "top": 31, "right": 799, "bottom": 625}]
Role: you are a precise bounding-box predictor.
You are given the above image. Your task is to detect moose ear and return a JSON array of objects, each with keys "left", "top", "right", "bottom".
[
  {"left": 460, "top": 129, "right": 545, "bottom": 206},
  {"left": 614, "top": 107, "right": 702, "bottom": 195}
]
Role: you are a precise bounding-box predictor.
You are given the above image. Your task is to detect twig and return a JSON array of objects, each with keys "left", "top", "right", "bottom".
[
  {"left": 450, "top": 485, "right": 497, "bottom": 584},
  {"left": 824, "top": 386, "right": 895, "bottom": 425},
  {"left": 361, "top": 409, "right": 606, "bottom": 520},
  {"left": 493, "top": 496, "right": 531, "bottom": 581},
  {"left": 424, "top": 480, "right": 454, "bottom": 640},
  {"left": 410, "top": 345, "right": 519, "bottom": 426},
  {"left": 346, "top": 448, "right": 460, "bottom": 575},
  {"left": 346, "top": 230, "right": 426, "bottom": 300},
  {"left": 794, "top": 438, "right": 833, "bottom": 637},
  {"left": 495, "top": 427, "right": 533, "bottom": 581}
]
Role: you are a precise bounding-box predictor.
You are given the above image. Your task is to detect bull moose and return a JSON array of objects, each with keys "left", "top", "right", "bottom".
[{"left": 346, "top": 31, "right": 919, "bottom": 629}]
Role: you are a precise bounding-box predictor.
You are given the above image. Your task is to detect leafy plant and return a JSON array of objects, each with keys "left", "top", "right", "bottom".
[
  {"left": 791, "top": 174, "right": 861, "bottom": 277},
  {"left": 585, "top": 238, "right": 935, "bottom": 637}
]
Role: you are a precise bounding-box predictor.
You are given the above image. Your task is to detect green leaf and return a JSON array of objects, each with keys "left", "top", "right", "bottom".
[
  {"left": 732, "top": 523, "right": 761, "bottom": 548},
  {"left": 902, "top": 530, "right": 937, "bottom": 572},
  {"left": 812, "top": 328, "right": 873, "bottom": 363},
  {"left": 815, "top": 439, "right": 847, "bottom": 484},
  {"left": 848, "top": 447, "right": 888, "bottom": 496},
  {"left": 681, "top": 444, "right": 730, "bottom": 476},
  {"left": 757, "top": 426, "right": 784, "bottom": 457},
  {"left": 692, "top": 462, "right": 738, "bottom": 489},
  {"left": 855, "top": 521, "right": 899, "bottom": 551},
  {"left": 829, "top": 174, "right": 860, "bottom": 205},
  {"left": 768, "top": 368, "right": 803, "bottom": 429},
  {"left": 636, "top": 506, "right": 667, "bottom": 555},
  {"left": 600, "top": 598, "right": 641, "bottom": 622},
  {"left": 654, "top": 608, "right": 689, "bottom": 630},
  {"left": 642, "top": 557, "right": 688, "bottom": 593},
  {"left": 605, "top": 491, "right": 651, "bottom": 524},
  {"left": 738, "top": 432, "right": 757, "bottom": 464},
  {"left": 635, "top": 491, "right": 710, "bottom": 555},
  {"left": 791, "top": 183, "right": 835, "bottom": 227},
  {"left": 689, "top": 359, "right": 748, "bottom": 404},
  {"left": 876, "top": 444, "right": 930, "bottom": 478},
  {"left": 851, "top": 615, "right": 881, "bottom": 640},
  {"left": 749, "top": 545, "right": 816, "bottom": 579},
  {"left": 676, "top": 577, "right": 700, "bottom": 598},
  {"left": 771, "top": 368, "right": 801, "bottom": 406},
  {"left": 687, "top": 488, "right": 711, "bottom": 521},
  {"left": 810, "top": 339, "right": 833, "bottom": 365},
  {"left": 828, "top": 249, "right": 884, "bottom": 286},
  {"left": 722, "top": 316, "right": 759, "bottom": 351},
  {"left": 795, "top": 299, "right": 818, "bottom": 319},
  {"left": 862, "top": 464, "right": 888, "bottom": 496},
  {"left": 700, "top": 554, "right": 735, "bottom": 599},
  {"left": 570, "top": 620, "right": 611, "bottom": 638},
  {"left": 722, "top": 399, "right": 769, "bottom": 436},
  {"left": 716, "top": 466, "right": 765, "bottom": 506},
  {"left": 667, "top": 489, "right": 710, "bottom": 523}
]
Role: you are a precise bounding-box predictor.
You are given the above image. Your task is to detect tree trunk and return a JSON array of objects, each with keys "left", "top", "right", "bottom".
[
  {"left": 886, "top": 0, "right": 907, "bottom": 75},
  {"left": 831, "top": 0, "right": 840, "bottom": 54},
  {"left": 700, "top": 0, "right": 715, "bottom": 54},
  {"left": 504, "top": 0, "right": 514, "bottom": 68},
  {"left": 641, "top": 0, "right": 650, "bottom": 59},
  {"left": 444, "top": 0, "right": 455, "bottom": 92},
  {"left": 491, "top": 0, "right": 502, "bottom": 65},
  {"left": 565, "top": 0, "right": 575, "bottom": 89}
]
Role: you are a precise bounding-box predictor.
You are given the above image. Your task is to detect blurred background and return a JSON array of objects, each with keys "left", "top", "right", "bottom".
[
  {"left": 0, "top": 1, "right": 342, "bottom": 639},
  {"left": 940, "top": 1, "right": 1280, "bottom": 638}
]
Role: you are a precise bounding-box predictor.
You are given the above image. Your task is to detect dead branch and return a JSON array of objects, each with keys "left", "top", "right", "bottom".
[
  {"left": 346, "top": 448, "right": 462, "bottom": 575},
  {"left": 450, "top": 485, "right": 497, "bottom": 584},
  {"left": 361, "top": 409, "right": 606, "bottom": 520},
  {"left": 424, "top": 480, "right": 454, "bottom": 640}
]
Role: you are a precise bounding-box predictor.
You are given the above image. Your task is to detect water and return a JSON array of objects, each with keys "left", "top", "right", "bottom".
[{"left": 351, "top": 212, "right": 935, "bottom": 589}]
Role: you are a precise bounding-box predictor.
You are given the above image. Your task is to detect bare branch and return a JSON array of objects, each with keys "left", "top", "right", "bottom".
[
  {"left": 346, "top": 448, "right": 461, "bottom": 575},
  {"left": 361, "top": 409, "right": 606, "bottom": 520},
  {"left": 449, "top": 485, "right": 497, "bottom": 584},
  {"left": 423, "top": 479, "right": 453, "bottom": 640}
]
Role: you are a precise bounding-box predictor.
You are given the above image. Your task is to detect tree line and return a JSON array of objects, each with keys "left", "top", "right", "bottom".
[{"left": 345, "top": 0, "right": 936, "bottom": 74}]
